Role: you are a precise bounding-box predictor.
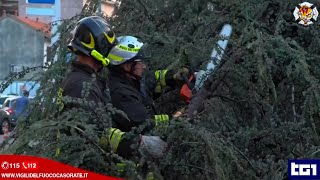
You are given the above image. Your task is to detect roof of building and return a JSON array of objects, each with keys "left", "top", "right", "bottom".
[{"left": 0, "top": 14, "right": 51, "bottom": 38}]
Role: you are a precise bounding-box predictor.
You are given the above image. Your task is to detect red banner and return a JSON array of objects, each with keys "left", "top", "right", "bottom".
[{"left": 0, "top": 155, "right": 122, "bottom": 180}]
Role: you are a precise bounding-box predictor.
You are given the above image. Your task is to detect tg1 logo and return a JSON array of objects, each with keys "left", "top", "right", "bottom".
[{"left": 289, "top": 160, "right": 320, "bottom": 179}]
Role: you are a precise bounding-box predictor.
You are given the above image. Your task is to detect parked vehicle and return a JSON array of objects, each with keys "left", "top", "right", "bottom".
[
  {"left": 0, "top": 96, "right": 21, "bottom": 134},
  {"left": 0, "top": 96, "right": 8, "bottom": 109},
  {"left": 0, "top": 95, "right": 19, "bottom": 109}
]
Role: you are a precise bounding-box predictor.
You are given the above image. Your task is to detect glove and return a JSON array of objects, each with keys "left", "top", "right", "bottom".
[
  {"left": 139, "top": 135, "right": 167, "bottom": 159},
  {"left": 173, "top": 67, "right": 190, "bottom": 81}
]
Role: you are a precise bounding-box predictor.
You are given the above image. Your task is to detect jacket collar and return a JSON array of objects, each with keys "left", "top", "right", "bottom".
[
  {"left": 109, "top": 68, "right": 140, "bottom": 90},
  {"left": 71, "top": 61, "right": 96, "bottom": 75}
]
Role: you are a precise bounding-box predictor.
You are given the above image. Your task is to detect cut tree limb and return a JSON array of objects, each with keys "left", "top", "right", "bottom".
[{"left": 187, "top": 71, "right": 229, "bottom": 120}]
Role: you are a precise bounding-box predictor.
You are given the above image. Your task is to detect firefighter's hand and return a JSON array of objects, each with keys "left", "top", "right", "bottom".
[
  {"left": 139, "top": 135, "right": 167, "bottom": 159},
  {"left": 173, "top": 67, "right": 190, "bottom": 81},
  {"left": 173, "top": 107, "right": 186, "bottom": 118}
]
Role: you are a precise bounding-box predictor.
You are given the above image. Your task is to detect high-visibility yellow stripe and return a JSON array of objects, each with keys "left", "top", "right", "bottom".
[
  {"left": 154, "top": 114, "right": 170, "bottom": 127},
  {"left": 154, "top": 115, "right": 160, "bottom": 126},
  {"left": 155, "top": 70, "right": 161, "bottom": 93},
  {"left": 155, "top": 70, "right": 168, "bottom": 86},
  {"left": 55, "top": 147, "right": 61, "bottom": 157},
  {"left": 110, "top": 129, "right": 125, "bottom": 152},
  {"left": 107, "top": 53, "right": 124, "bottom": 62},
  {"left": 161, "top": 114, "right": 169, "bottom": 122},
  {"left": 57, "top": 88, "right": 64, "bottom": 111},
  {"left": 108, "top": 128, "right": 117, "bottom": 140},
  {"left": 110, "top": 129, "right": 121, "bottom": 150},
  {"left": 154, "top": 70, "right": 168, "bottom": 93},
  {"left": 155, "top": 71, "right": 160, "bottom": 80},
  {"left": 116, "top": 163, "right": 126, "bottom": 172}
]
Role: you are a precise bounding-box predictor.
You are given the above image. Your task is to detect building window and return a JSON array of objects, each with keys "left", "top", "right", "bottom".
[{"left": 0, "top": 0, "right": 18, "bottom": 16}]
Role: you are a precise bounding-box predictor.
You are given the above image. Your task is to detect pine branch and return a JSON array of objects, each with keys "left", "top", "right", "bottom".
[
  {"left": 136, "top": 0, "right": 154, "bottom": 22},
  {"left": 292, "top": 81, "right": 297, "bottom": 122},
  {"left": 219, "top": 137, "right": 256, "bottom": 172},
  {"left": 165, "top": 164, "right": 215, "bottom": 175}
]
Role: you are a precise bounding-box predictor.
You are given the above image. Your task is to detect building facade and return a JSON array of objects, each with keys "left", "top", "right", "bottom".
[
  {"left": 101, "top": 0, "right": 116, "bottom": 17},
  {"left": 0, "top": 0, "right": 116, "bottom": 96},
  {"left": 0, "top": 14, "right": 49, "bottom": 96},
  {"left": 0, "top": 0, "right": 18, "bottom": 16},
  {"left": 0, "top": 15, "right": 49, "bottom": 79},
  {"left": 18, "top": 0, "right": 116, "bottom": 24}
]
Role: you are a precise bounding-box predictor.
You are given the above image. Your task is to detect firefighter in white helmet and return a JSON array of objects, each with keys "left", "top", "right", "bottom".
[{"left": 99, "top": 36, "right": 189, "bottom": 159}]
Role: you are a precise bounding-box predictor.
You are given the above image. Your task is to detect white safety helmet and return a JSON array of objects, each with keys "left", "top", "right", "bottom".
[{"left": 107, "top": 36, "right": 145, "bottom": 66}]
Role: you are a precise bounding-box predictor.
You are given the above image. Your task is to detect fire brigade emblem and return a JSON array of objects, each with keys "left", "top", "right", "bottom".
[{"left": 293, "top": 2, "right": 318, "bottom": 26}]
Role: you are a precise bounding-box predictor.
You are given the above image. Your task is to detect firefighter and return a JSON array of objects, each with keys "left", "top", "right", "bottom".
[
  {"left": 60, "top": 17, "right": 167, "bottom": 161},
  {"left": 103, "top": 36, "right": 189, "bottom": 156},
  {"left": 107, "top": 35, "right": 189, "bottom": 131},
  {"left": 60, "top": 16, "right": 116, "bottom": 104}
]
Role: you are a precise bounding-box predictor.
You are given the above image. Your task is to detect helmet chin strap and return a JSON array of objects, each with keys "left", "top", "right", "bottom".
[
  {"left": 72, "top": 42, "right": 105, "bottom": 72},
  {"left": 96, "top": 65, "right": 103, "bottom": 72},
  {"left": 93, "top": 60, "right": 103, "bottom": 72}
]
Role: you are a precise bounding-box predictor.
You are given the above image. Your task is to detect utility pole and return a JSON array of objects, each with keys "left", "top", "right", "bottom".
[
  {"left": 51, "top": 0, "right": 61, "bottom": 46},
  {"left": 97, "top": 0, "right": 102, "bottom": 16}
]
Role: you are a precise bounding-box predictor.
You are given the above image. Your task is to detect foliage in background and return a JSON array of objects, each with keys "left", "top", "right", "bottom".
[{"left": 1, "top": 0, "right": 320, "bottom": 179}]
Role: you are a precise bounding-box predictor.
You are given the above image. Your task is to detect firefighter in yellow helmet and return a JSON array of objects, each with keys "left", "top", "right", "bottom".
[{"left": 60, "top": 16, "right": 116, "bottom": 104}]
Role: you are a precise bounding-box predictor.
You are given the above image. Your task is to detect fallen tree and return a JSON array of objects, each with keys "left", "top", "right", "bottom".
[{"left": 1, "top": 0, "right": 320, "bottom": 179}]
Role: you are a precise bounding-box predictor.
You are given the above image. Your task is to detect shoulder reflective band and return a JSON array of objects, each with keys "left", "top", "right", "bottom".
[
  {"left": 108, "top": 128, "right": 125, "bottom": 152},
  {"left": 154, "top": 70, "right": 168, "bottom": 93},
  {"left": 118, "top": 44, "right": 140, "bottom": 53}
]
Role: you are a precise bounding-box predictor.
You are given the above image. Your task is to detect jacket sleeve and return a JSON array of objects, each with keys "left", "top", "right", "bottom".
[
  {"left": 99, "top": 128, "right": 140, "bottom": 158},
  {"left": 144, "top": 69, "right": 176, "bottom": 98},
  {"left": 111, "top": 89, "right": 149, "bottom": 128}
]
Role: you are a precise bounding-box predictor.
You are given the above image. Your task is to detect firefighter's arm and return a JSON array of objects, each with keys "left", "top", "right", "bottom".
[
  {"left": 140, "top": 114, "right": 171, "bottom": 134},
  {"left": 153, "top": 114, "right": 170, "bottom": 127},
  {"left": 154, "top": 70, "right": 174, "bottom": 94},
  {"left": 153, "top": 68, "right": 190, "bottom": 94},
  {"left": 99, "top": 128, "right": 140, "bottom": 158},
  {"left": 99, "top": 128, "right": 167, "bottom": 159}
]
